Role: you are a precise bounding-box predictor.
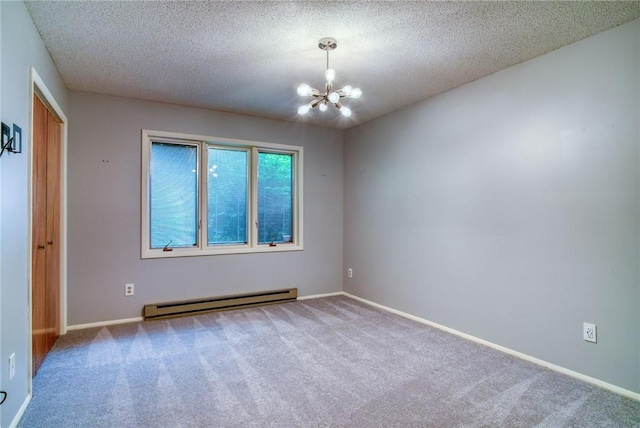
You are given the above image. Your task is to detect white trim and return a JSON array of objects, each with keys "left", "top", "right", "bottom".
[
  {"left": 141, "top": 244, "right": 304, "bottom": 258},
  {"left": 343, "top": 292, "right": 640, "bottom": 402},
  {"left": 67, "top": 317, "right": 144, "bottom": 331},
  {"left": 250, "top": 146, "right": 258, "bottom": 248},
  {"left": 298, "top": 291, "right": 346, "bottom": 300},
  {"left": 8, "top": 393, "right": 31, "bottom": 428}
]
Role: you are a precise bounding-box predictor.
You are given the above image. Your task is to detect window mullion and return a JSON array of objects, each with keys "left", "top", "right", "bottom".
[
  {"left": 141, "top": 134, "right": 152, "bottom": 256},
  {"left": 292, "top": 152, "right": 297, "bottom": 244},
  {"left": 250, "top": 147, "right": 259, "bottom": 248},
  {"left": 199, "top": 141, "right": 208, "bottom": 251}
]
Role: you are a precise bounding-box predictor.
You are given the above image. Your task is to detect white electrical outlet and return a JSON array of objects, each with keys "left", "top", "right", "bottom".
[
  {"left": 9, "top": 353, "right": 15, "bottom": 380},
  {"left": 347, "top": 268, "right": 353, "bottom": 278},
  {"left": 125, "top": 283, "right": 134, "bottom": 296},
  {"left": 583, "top": 323, "right": 597, "bottom": 343}
]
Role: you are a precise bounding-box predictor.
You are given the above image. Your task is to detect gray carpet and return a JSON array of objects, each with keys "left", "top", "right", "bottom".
[{"left": 19, "top": 296, "right": 640, "bottom": 427}]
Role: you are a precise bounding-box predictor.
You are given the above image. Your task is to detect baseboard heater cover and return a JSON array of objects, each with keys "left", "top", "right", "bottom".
[{"left": 143, "top": 287, "right": 298, "bottom": 320}]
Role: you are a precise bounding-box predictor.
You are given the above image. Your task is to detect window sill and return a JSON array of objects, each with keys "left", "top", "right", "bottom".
[{"left": 141, "top": 244, "right": 303, "bottom": 259}]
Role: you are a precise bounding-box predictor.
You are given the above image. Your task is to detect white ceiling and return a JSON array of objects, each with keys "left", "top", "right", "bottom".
[{"left": 24, "top": 1, "right": 640, "bottom": 129}]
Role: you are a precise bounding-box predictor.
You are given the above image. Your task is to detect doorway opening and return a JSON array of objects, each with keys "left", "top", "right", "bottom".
[{"left": 29, "top": 68, "right": 68, "bottom": 379}]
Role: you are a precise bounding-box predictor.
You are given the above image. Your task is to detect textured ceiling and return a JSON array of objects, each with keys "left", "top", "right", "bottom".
[{"left": 24, "top": 1, "right": 640, "bottom": 129}]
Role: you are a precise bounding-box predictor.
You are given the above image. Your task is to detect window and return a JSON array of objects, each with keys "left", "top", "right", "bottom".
[
  {"left": 142, "top": 130, "right": 303, "bottom": 258},
  {"left": 207, "top": 146, "right": 248, "bottom": 246},
  {"left": 258, "top": 152, "right": 293, "bottom": 244}
]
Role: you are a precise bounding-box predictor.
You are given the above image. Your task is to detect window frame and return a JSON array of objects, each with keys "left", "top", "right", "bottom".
[{"left": 141, "top": 129, "right": 303, "bottom": 258}]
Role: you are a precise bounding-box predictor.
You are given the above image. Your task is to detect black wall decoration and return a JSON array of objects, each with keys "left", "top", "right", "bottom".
[{"left": 0, "top": 122, "right": 22, "bottom": 157}]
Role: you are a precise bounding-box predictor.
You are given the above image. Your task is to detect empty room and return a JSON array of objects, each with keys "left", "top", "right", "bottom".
[{"left": 1, "top": 1, "right": 640, "bottom": 427}]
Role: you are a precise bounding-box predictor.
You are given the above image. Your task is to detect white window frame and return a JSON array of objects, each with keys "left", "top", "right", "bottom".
[{"left": 141, "top": 129, "right": 303, "bottom": 258}]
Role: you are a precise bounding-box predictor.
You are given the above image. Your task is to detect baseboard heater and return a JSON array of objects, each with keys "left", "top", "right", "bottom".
[{"left": 143, "top": 287, "right": 297, "bottom": 320}]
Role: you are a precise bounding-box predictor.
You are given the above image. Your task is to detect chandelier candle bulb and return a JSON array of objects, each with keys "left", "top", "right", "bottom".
[
  {"left": 298, "top": 104, "right": 311, "bottom": 115},
  {"left": 319, "top": 102, "right": 328, "bottom": 112},
  {"left": 297, "top": 84, "right": 313, "bottom": 97},
  {"left": 328, "top": 92, "right": 340, "bottom": 104},
  {"left": 350, "top": 88, "right": 362, "bottom": 98}
]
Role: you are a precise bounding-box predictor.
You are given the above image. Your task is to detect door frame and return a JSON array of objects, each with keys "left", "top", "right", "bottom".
[{"left": 28, "top": 67, "right": 68, "bottom": 390}]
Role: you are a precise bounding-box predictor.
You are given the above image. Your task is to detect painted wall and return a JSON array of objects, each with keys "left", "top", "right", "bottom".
[
  {"left": 2, "top": 7, "right": 637, "bottom": 428},
  {"left": 67, "top": 91, "right": 343, "bottom": 325},
  {"left": 0, "top": 2, "right": 68, "bottom": 426},
  {"left": 344, "top": 19, "right": 640, "bottom": 393}
]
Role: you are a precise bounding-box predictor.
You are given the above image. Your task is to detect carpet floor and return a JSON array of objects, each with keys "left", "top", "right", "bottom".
[{"left": 19, "top": 295, "right": 640, "bottom": 427}]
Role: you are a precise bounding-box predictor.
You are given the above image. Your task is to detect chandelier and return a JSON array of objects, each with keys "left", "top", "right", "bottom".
[{"left": 297, "top": 37, "right": 362, "bottom": 118}]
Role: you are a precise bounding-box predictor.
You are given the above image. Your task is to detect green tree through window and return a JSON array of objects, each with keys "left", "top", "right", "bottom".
[{"left": 258, "top": 152, "right": 293, "bottom": 244}]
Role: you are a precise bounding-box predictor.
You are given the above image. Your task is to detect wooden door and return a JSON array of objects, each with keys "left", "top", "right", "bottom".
[
  {"left": 32, "top": 95, "right": 48, "bottom": 374},
  {"left": 45, "top": 105, "right": 61, "bottom": 353},
  {"left": 32, "top": 94, "right": 61, "bottom": 375}
]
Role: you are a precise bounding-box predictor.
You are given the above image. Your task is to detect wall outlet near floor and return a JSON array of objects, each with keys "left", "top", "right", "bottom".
[
  {"left": 125, "top": 283, "right": 134, "bottom": 296},
  {"left": 583, "top": 323, "right": 597, "bottom": 343},
  {"left": 9, "top": 353, "right": 15, "bottom": 380},
  {"left": 347, "top": 268, "right": 353, "bottom": 278}
]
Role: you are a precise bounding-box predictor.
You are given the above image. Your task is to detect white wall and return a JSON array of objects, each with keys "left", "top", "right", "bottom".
[
  {"left": 344, "top": 18, "right": 640, "bottom": 393},
  {"left": 67, "top": 91, "right": 343, "bottom": 325},
  {"left": 0, "top": 2, "right": 68, "bottom": 426}
]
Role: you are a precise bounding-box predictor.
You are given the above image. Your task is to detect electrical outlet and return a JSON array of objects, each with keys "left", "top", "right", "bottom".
[
  {"left": 583, "top": 323, "right": 597, "bottom": 343},
  {"left": 9, "top": 353, "right": 15, "bottom": 380},
  {"left": 347, "top": 268, "right": 353, "bottom": 278},
  {"left": 125, "top": 283, "right": 134, "bottom": 296}
]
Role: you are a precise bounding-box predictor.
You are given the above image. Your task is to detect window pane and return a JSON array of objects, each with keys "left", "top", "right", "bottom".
[
  {"left": 208, "top": 147, "right": 248, "bottom": 245},
  {"left": 258, "top": 152, "right": 293, "bottom": 244},
  {"left": 150, "top": 142, "right": 198, "bottom": 248}
]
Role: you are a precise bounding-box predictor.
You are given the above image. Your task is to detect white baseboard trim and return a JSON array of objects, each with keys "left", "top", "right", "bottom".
[
  {"left": 67, "top": 317, "right": 143, "bottom": 331},
  {"left": 298, "top": 291, "right": 346, "bottom": 300},
  {"left": 66, "top": 293, "right": 342, "bottom": 331},
  {"left": 9, "top": 393, "right": 31, "bottom": 428},
  {"left": 343, "top": 292, "right": 640, "bottom": 402}
]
